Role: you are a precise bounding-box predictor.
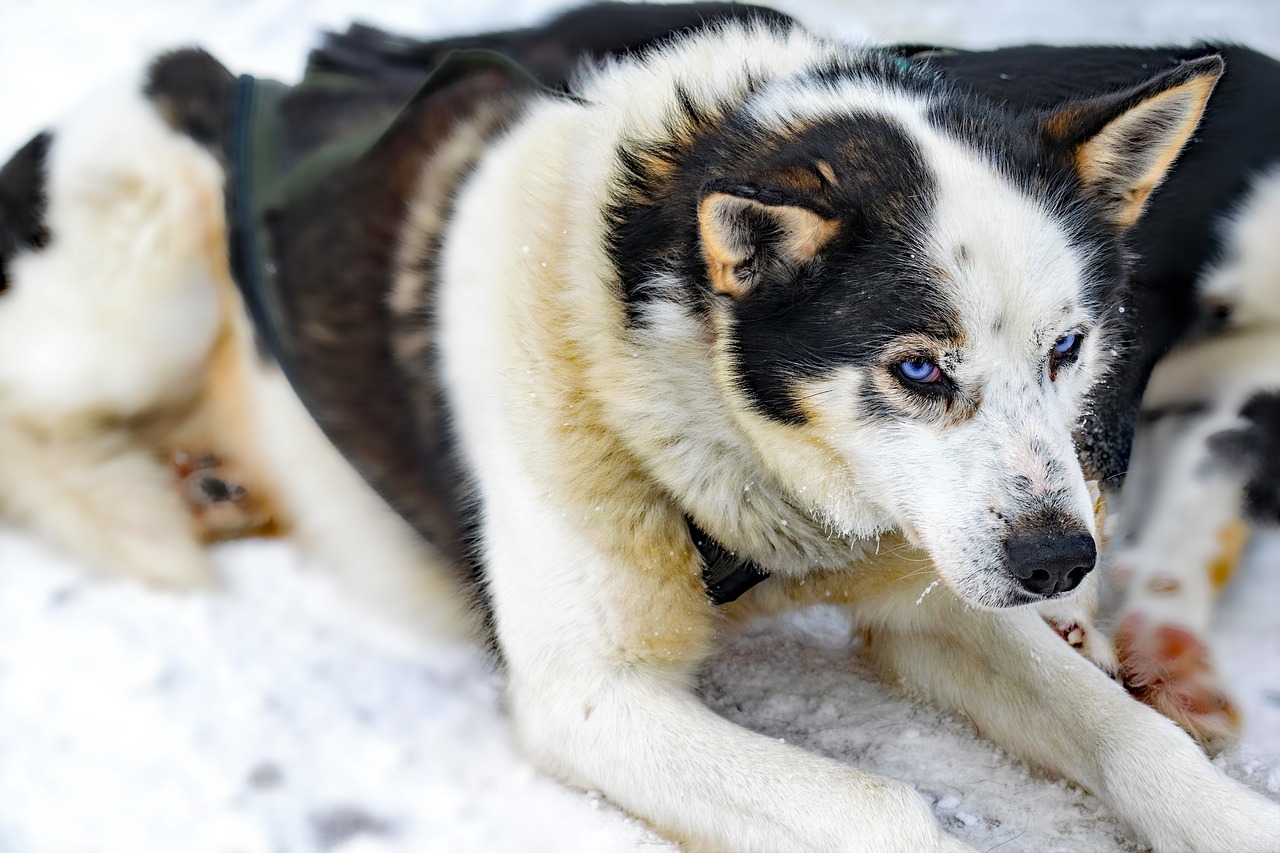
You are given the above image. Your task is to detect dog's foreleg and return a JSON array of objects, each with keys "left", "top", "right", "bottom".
[
  {"left": 859, "top": 575, "right": 1280, "bottom": 853},
  {"left": 0, "top": 420, "right": 213, "bottom": 586},
  {"left": 1109, "top": 412, "right": 1247, "bottom": 751},
  {"left": 482, "top": 479, "right": 975, "bottom": 853}
]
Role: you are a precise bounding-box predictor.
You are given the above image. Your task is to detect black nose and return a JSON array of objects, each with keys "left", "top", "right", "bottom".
[{"left": 1003, "top": 531, "right": 1096, "bottom": 597}]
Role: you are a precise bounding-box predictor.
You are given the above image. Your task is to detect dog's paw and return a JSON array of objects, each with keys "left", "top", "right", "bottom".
[
  {"left": 171, "top": 451, "right": 277, "bottom": 542},
  {"left": 1037, "top": 600, "right": 1119, "bottom": 675},
  {"left": 1115, "top": 613, "right": 1242, "bottom": 754}
]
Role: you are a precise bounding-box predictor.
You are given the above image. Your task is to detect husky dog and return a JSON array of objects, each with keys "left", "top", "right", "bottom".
[
  {"left": 252, "top": 17, "right": 1280, "bottom": 850},
  {"left": 337, "top": 1, "right": 1280, "bottom": 753},
  {"left": 3, "top": 7, "right": 1280, "bottom": 852}
]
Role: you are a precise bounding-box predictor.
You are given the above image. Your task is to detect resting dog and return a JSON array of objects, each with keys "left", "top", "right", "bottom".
[
  {"left": 255, "top": 17, "right": 1280, "bottom": 853},
  {"left": 327, "top": 4, "right": 1280, "bottom": 752},
  {"left": 3, "top": 7, "right": 1280, "bottom": 852}
]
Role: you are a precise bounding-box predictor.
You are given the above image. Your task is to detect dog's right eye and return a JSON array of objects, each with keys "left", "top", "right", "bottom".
[{"left": 896, "top": 359, "right": 942, "bottom": 385}]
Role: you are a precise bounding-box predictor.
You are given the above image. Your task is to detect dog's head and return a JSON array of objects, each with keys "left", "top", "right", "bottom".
[
  {"left": 614, "top": 44, "right": 1221, "bottom": 608},
  {"left": 721, "top": 57, "right": 1220, "bottom": 607}
]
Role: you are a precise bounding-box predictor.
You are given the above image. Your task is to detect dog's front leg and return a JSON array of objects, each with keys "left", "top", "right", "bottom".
[
  {"left": 859, "top": 577, "right": 1280, "bottom": 853},
  {"left": 481, "top": 485, "right": 975, "bottom": 853}
]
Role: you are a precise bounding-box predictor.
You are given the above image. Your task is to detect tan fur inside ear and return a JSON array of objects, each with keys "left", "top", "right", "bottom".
[
  {"left": 1076, "top": 72, "right": 1219, "bottom": 229},
  {"left": 698, "top": 193, "right": 836, "bottom": 298}
]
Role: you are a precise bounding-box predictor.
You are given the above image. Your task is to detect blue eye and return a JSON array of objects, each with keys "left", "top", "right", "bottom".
[
  {"left": 898, "top": 359, "right": 941, "bottom": 383},
  {"left": 1049, "top": 332, "right": 1082, "bottom": 380}
]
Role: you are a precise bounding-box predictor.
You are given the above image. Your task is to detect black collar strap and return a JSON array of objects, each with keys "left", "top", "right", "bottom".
[{"left": 688, "top": 518, "right": 770, "bottom": 605}]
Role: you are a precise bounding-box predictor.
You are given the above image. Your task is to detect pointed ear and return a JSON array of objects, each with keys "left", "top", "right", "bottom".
[
  {"left": 1042, "top": 55, "right": 1223, "bottom": 229},
  {"left": 698, "top": 191, "right": 836, "bottom": 299}
]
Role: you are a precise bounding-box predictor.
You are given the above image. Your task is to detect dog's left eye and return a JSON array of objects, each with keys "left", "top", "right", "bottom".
[{"left": 1049, "top": 332, "right": 1082, "bottom": 379}]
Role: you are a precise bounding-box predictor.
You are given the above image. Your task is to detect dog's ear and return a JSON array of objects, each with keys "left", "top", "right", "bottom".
[
  {"left": 1041, "top": 55, "right": 1223, "bottom": 229},
  {"left": 698, "top": 190, "right": 836, "bottom": 299}
]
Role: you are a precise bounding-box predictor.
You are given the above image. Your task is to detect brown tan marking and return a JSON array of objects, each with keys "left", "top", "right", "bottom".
[
  {"left": 1116, "top": 614, "right": 1243, "bottom": 753},
  {"left": 508, "top": 222, "right": 719, "bottom": 669},
  {"left": 815, "top": 158, "right": 838, "bottom": 188},
  {"left": 698, "top": 193, "right": 836, "bottom": 299},
  {"left": 156, "top": 158, "right": 291, "bottom": 541},
  {"left": 1207, "top": 519, "right": 1250, "bottom": 591},
  {"left": 1073, "top": 68, "right": 1222, "bottom": 228}
]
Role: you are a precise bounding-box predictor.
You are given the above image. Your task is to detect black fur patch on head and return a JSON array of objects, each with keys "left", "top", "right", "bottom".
[
  {"left": 144, "top": 49, "right": 235, "bottom": 156},
  {"left": 607, "top": 54, "right": 982, "bottom": 424},
  {"left": 0, "top": 132, "right": 53, "bottom": 293},
  {"left": 1207, "top": 391, "right": 1280, "bottom": 524}
]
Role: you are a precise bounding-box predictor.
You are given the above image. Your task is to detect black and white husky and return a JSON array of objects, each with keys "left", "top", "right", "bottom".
[{"left": 2, "top": 7, "right": 1280, "bottom": 852}]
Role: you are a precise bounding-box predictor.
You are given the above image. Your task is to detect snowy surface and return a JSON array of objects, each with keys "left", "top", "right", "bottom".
[{"left": 1, "top": 2, "right": 1279, "bottom": 852}]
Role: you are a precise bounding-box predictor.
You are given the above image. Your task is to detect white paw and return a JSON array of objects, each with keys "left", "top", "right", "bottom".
[{"left": 1038, "top": 598, "right": 1119, "bottom": 674}]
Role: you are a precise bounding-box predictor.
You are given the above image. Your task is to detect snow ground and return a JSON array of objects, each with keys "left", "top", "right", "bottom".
[{"left": 1, "top": 2, "right": 1278, "bottom": 852}]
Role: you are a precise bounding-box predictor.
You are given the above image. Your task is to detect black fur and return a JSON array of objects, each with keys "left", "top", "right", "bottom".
[
  {"left": 607, "top": 97, "right": 953, "bottom": 423},
  {"left": 0, "top": 132, "right": 52, "bottom": 294},
  {"left": 289, "top": 4, "right": 789, "bottom": 172},
  {"left": 263, "top": 61, "right": 537, "bottom": 606},
  {"left": 1208, "top": 391, "right": 1280, "bottom": 524},
  {"left": 309, "top": 2, "right": 790, "bottom": 87}
]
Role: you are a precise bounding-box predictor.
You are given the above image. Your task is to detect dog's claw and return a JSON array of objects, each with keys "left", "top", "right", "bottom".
[
  {"left": 1115, "top": 614, "right": 1243, "bottom": 754},
  {"left": 1040, "top": 609, "right": 1119, "bottom": 675}
]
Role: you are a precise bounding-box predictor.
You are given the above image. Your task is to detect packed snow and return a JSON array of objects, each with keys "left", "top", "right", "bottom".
[{"left": 0, "top": 2, "right": 1277, "bottom": 851}]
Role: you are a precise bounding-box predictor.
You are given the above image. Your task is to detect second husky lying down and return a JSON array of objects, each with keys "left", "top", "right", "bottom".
[{"left": 1, "top": 5, "right": 1279, "bottom": 852}]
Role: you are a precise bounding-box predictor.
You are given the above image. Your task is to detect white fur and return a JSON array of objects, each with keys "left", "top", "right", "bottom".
[
  {"left": 0, "top": 73, "right": 222, "bottom": 421},
  {"left": 1113, "top": 163, "right": 1280, "bottom": 640},
  {"left": 0, "top": 70, "right": 228, "bottom": 584},
  {"left": 0, "top": 65, "right": 466, "bottom": 638}
]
